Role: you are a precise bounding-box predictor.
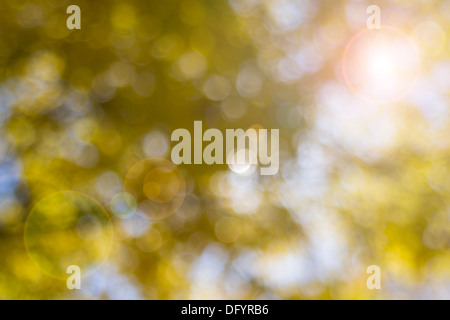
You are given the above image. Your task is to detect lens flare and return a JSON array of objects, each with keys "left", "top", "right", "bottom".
[
  {"left": 124, "top": 158, "right": 186, "bottom": 220},
  {"left": 24, "top": 191, "right": 113, "bottom": 279},
  {"left": 343, "top": 27, "right": 420, "bottom": 103}
]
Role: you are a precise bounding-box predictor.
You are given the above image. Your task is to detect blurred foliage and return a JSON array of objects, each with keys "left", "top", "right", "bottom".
[{"left": 0, "top": 0, "right": 449, "bottom": 299}]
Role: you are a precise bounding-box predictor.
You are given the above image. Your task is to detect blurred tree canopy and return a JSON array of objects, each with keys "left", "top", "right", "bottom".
[{"left": 0, "top": 0, "right": 448, "bottom": 299}]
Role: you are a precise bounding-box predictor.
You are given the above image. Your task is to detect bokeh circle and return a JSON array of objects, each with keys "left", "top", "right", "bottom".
[
  {"left": 24, "top": 191, "right": 113, "bottom": 279},
  {"left": 342, "top": 27, "right": 420, "bottom": 103},
  {"left": 109, "top": 192, "right": 137, "bottom": 219},
  {"left": 124, "top": 158, "right": 186, "bottom": 220}
]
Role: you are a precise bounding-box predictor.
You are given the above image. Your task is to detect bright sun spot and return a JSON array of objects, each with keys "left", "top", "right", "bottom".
[
  {"left": 343, "top": 29, "right": 421, "bottom": 102},
  {"left": 367, "top": 50, "right": 396, "bottom": 80}
]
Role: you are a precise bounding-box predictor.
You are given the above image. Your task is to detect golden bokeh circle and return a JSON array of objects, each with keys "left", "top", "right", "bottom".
[
  {"left": 124, "top": 158, "right": 186, "bottom": 220},
  {"left": 24, "top": 191, "right": 113, "bottom": 279}
]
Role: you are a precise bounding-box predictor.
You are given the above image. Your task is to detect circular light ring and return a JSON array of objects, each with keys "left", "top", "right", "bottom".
[
  {"left": 123, "top": 158, "right": 186, "bottom": 221},
  {"left": 342, "top": 26, "right": 420, "bottom": 103},
  {"left": 24, "top": 191, "right": 113, "bottom": 279}
]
